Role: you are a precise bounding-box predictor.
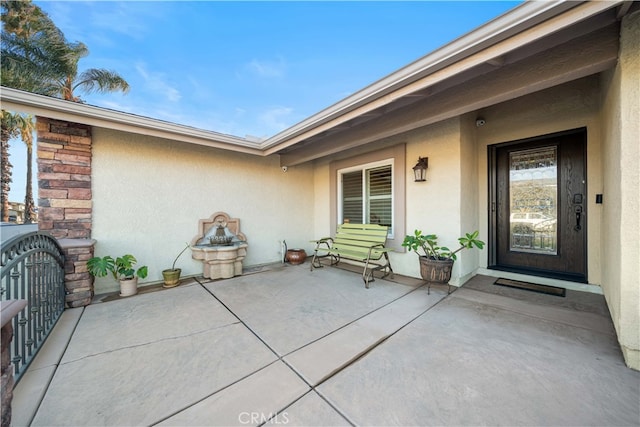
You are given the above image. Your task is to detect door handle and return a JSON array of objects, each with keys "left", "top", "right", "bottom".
[{"left": 574, "top": 205, "right": 583, "bottom": 231}]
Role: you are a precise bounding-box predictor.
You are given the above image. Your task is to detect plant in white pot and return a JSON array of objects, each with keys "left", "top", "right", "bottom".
[
  {"left": 402, "top": 230, "right": 485, "bottom": 294},
  {"left": 162, "top": 243, "right": 190, "bottom": 288},
  {"left": 87, "top": 254, "right": 148, "bottom": 297}
]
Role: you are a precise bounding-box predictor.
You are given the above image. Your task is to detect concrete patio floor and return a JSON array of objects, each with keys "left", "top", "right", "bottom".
[{"left": 11, "top": 263, "right": 640, "bottom": 426}]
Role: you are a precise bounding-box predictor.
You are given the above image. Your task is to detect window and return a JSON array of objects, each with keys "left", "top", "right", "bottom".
[
  {"left": 339, "top": 162, "right": 393, "bottom": 235},
  {"left": 329, "top": 144, "right": 406, "bottom": 250}
]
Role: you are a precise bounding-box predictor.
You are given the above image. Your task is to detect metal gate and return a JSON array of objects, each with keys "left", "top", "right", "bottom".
[{"left": 1, "top": 231, "right": 65, "bottom": 383}]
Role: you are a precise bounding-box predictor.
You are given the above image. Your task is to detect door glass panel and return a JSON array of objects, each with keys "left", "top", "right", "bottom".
[{"left": 509, "top": 147, "right": 558, "bottom": 254}]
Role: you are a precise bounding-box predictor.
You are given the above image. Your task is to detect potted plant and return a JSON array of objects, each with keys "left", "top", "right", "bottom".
[
  {"left": 87, "top": 254, "right": 148, "bottom": 297},
  {"left": 402, "top": 230, "right": 485, "bottom": 293},
  {"left": 162, "top": 243, "right": 190, "bottom": 288}
]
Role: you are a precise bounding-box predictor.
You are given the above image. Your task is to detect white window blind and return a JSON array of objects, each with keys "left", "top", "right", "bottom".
[
  {"left": 342, "top": 171, "right": 363, "bottom": 224},
  {"left": 367, "top": 166, "right": 392, "bottom": 227},
  {"left": 340, "top": 163, "right": 393, "bottom": 234}
]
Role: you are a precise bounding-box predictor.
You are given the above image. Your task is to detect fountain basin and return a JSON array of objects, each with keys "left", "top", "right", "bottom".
[
  {"left": 190, "top": 212, "right": 248, "bottom": 280},
  {"left": 191, "top": 242, "right": 248, "bottom": 279}
]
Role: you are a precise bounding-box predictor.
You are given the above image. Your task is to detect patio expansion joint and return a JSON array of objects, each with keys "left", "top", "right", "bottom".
[
  {"left": 314, "top": 291, "right": 446, "bottom": 386},
  {"left": 282, "top": 284, "right": 430, "bottom": 357},
  {"left": 277, "top": 285, "right": 451, "bottom": 427},
  {"left": 149, "top": 359, "right": 288, "bottom": 426},
  {"left": 195, "top": 279, "right": 441, "bottom": 427}
]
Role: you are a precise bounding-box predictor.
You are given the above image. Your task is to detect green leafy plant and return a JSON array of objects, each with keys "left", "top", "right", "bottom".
[
  {"left": 87, "top": 254, "right": 148, "bottom": 281},
  {"left": 402, "top": 230, "right": 485, "bottom": 260}
]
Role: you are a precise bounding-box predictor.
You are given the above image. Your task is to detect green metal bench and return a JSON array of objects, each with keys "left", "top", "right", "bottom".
[{"left": 310, "top": 223, "right": 394, "bottom": 288}]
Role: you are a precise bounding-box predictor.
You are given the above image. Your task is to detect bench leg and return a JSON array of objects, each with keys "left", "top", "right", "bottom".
[
  {"left": 310, "top": 250, "right": 322, "bottom": 271},
  {"left": 310, "top": 240, "right": 334, "bottom": 271},
  {"left": 311, "top": 251, "right": 339, "bottom": 271},
  {"left": 362, "top": 253, "right": 395, "bottom": 289},
  {"left": 363, "top": 267, "right": 372, "bottom": 289},
  {"left": 382, "top": 252, "right": 393, "bottom": 279}
]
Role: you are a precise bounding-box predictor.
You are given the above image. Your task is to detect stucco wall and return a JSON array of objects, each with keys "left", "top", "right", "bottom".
[
  {"left": 475, "top": 75, "right": 604, "bottom": 286},
  {"left": 312, "top": 118, "right": 472, "bottom": 282},
  {"left": 312, "top": 75, "right": 608, "bottom": 288},
  {"left": 91, "top": 128, "right": 314, "bottom": 294},
  {"left": 458, "top": 114, "right": 481, "bottom": 282},
  {"left": 600, "top": 10, "right": 640, "bottom": 370}
]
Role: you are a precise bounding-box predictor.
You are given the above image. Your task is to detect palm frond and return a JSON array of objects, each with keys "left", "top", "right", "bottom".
[{"left": 74, "top": 68, "right": 130, "bottom": 96}]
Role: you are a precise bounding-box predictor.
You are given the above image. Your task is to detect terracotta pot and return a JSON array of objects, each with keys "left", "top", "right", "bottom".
[
  {"left": 286, "top": 249, "right": 307, "bottom": 265},
  {"left": 162, "top": 268, "right": 181, "bottom": 288},
  {"left": 419, "top": 257, "right": 454, "bottom": 284},
  {"left": 119, "top": 277, "right": 138, "bottom": 297}
]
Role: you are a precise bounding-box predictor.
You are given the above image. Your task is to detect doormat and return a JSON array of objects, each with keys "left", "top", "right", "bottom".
[{"left": 494, "top": 278, "right": 566, "bottom": 297}]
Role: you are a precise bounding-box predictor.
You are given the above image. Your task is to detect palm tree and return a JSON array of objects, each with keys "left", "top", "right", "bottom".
[
  {"left": 1, "top": 0, "right": 129, "bottom": 222},
  {"left": 1, "top": 0, "right": 71, "bottom": 96},
  {"left": 1, "top": 112, "right": 14, "bottom": 222},
  {"left": 57, "top": 41, "right": 130, "bottom": 103},
  {"left": 2, "top": 0, "right": 69, "bottom": 222},
  {"left": 18, "top": 114, "right": 36, "bottom": 223},
  {"left": 0, "top": 111, "right": 35, "bottom": 223},
  {"left": 2, "top": 0, "right": 130, "bottom": 102}
]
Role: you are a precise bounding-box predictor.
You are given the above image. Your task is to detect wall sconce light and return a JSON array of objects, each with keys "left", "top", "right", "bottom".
[{"left": 412, "top": 157, "right": 428, "bottom": 182}]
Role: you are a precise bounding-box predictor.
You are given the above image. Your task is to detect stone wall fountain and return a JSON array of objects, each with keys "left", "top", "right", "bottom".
[{"left": 190, "top": 212, "right": 248, "bottom": 280}]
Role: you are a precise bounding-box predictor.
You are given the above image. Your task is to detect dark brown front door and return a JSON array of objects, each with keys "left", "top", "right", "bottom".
[{"left": 489, "top": 128, "right": 587, "bottom": 282}]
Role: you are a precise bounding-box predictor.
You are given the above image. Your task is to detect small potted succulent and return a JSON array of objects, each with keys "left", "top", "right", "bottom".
[
  {"left": 402, "top": 230, "right": 485, "bottom": 293},
  {"left": 162, "top": 243, "right": 190, "bottom": 288},
  {"left": 87, "top": 254, "right": 148, "bottom": 297}
]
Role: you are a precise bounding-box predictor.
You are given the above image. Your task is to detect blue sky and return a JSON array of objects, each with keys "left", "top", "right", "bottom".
[{"left": 7, "top": 0, "right": 521, "bottom": 203}]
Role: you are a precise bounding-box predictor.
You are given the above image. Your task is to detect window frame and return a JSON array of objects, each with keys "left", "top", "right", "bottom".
[
  {"left": 337, "top": 159, "right": 394, "bottom": 237},
  {"left": 329, "top": 144, "right": 406, "bottom": 251}
]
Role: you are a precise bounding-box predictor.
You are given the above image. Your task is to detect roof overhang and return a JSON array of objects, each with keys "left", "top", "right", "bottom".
[
  {"left": 0, "top": 87, "right": 264, "bottom": 155},
  {"left": 1, "top": 0, "right": 635, "bottom": 165},
  {"left": 269, "top": 0, "right": 631, "bottom": 166}
]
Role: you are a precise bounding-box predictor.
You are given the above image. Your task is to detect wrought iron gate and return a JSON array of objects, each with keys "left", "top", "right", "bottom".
[{"left": 1, "top": 231, "right": 65, "bottom": 383}]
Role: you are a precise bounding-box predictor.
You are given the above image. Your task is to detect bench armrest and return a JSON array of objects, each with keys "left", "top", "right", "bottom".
[
  {"left": 310, "top": 237, "right": 332, "bottom": 243},
  {"left": 366, "top": 243, "right": 393, "bottom": 257},
  {"left": 311, "top": 237, "right": 333, "bottom": 252},
  {"left": 311, "top": 237, "right": 333, "bottom": 245}
]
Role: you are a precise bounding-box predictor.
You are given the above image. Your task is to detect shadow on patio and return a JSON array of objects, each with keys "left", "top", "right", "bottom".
[{"left": 12, "top": 263, "right": 640, "bottom": 426}]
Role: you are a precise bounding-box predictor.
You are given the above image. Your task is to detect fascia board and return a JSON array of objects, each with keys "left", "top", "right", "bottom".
[{"left": 0, "top": 87, "right": 264, "bottom": 155}]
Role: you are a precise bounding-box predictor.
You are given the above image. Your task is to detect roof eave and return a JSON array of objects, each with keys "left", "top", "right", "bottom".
[
  {"left": 0, "top": 87, "right": 264, "bottom": 155},
  {"left": 259, "top": 0, "right": 621, "bottom": 153}
]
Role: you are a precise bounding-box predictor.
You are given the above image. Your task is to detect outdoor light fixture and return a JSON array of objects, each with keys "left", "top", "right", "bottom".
[{"left": 412, "top": 157, "right": 428, "bottom": 182}]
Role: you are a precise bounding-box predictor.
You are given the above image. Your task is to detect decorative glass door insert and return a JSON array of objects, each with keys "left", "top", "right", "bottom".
[{"left": 509, "top": 147, "right": 558, "bottom": 254}]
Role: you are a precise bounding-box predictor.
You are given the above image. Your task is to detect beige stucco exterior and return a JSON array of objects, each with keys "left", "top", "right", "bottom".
[
  {"left": 599, "top": 10, "right": 640, "bottom": 369},
  {"left": 90, "top": 128, "right": 315, "bottom": 293},
  {"left": 308, "top": 72, "right": 609, "bottom": 290}
]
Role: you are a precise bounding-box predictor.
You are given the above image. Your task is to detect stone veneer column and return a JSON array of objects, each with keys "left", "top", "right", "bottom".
[
  {"left": 37, "top": 117, "right": 96, "bottom": 307},
  {"left": 58, "top": 238, "right": 97, "bottom": 307}
]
